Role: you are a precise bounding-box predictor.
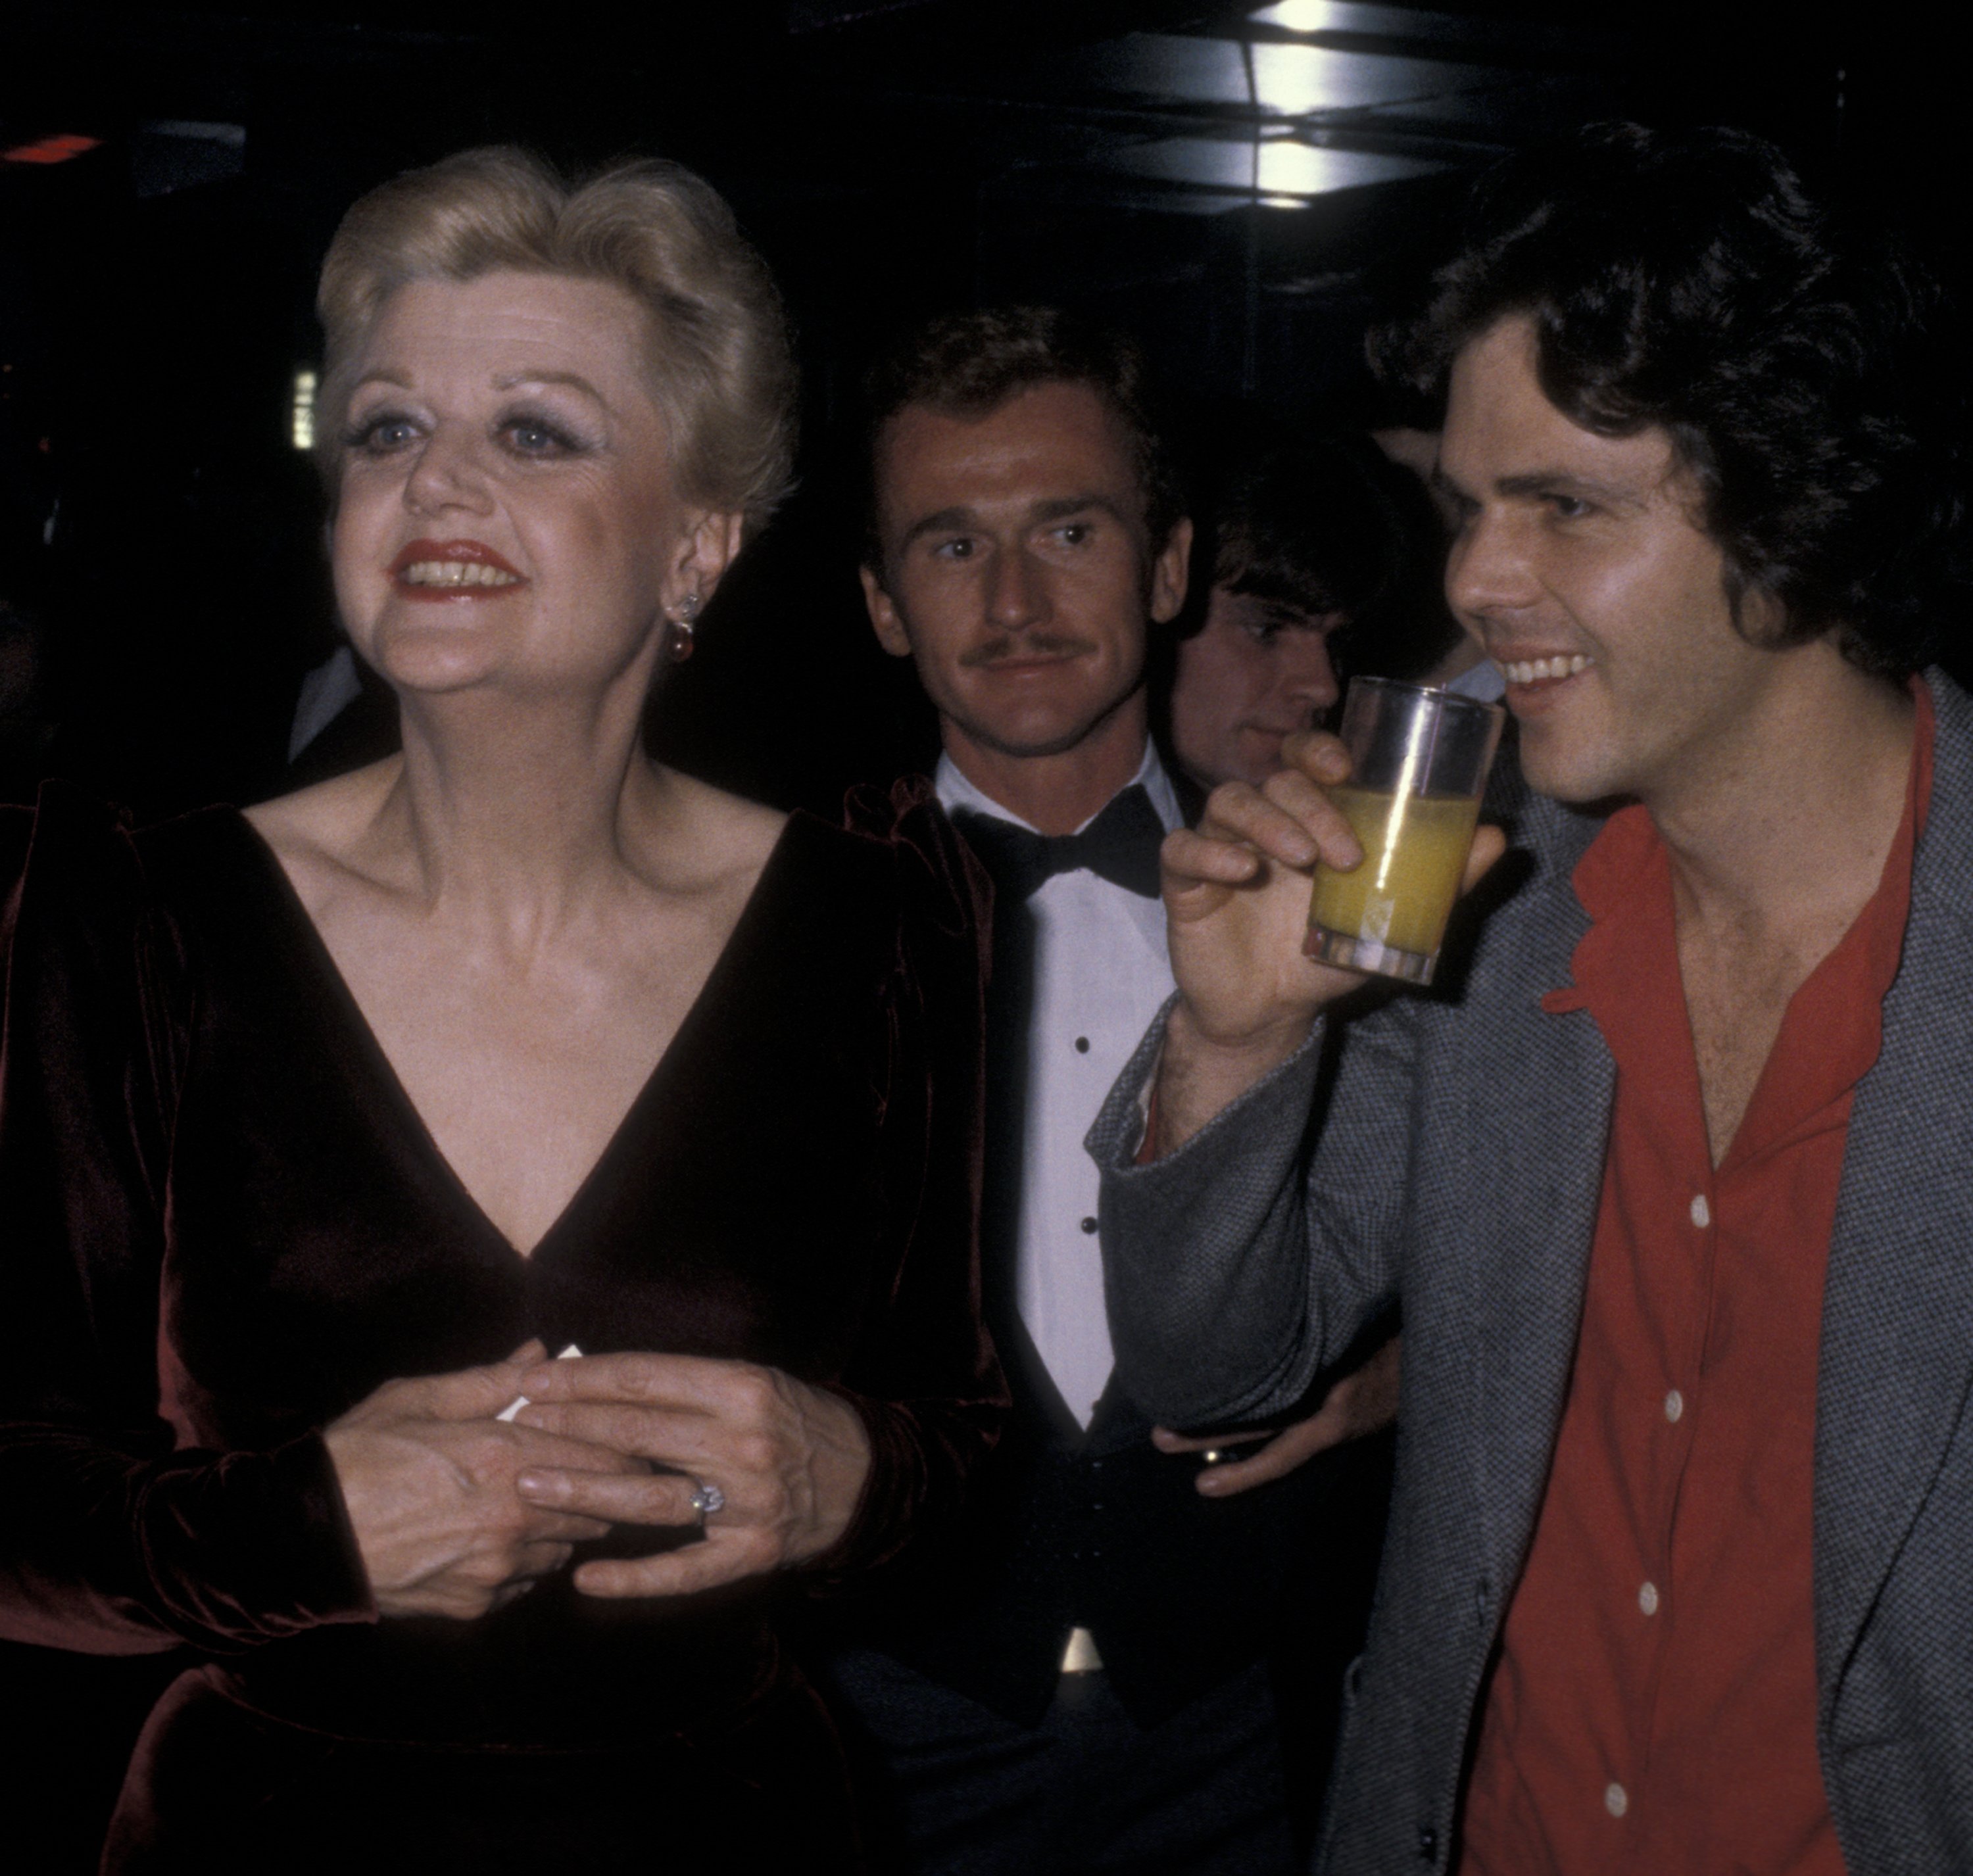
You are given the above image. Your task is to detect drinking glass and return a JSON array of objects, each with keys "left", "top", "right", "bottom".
[{"left": 1303, "top": 677, "right": 1505, "bottom": 985}]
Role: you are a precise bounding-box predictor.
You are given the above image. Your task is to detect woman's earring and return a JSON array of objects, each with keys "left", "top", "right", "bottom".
[{"left": 666, "top": 592, "right": 702, "bottom": 663}]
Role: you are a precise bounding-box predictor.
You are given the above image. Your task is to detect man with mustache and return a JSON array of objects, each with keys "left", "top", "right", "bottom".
[
  {"left": 825, "top": 308, "right": 1395, "bottom": 1873},
  {"left": 1092, "top": 124, "right": 1973, "bottom": 1874}
]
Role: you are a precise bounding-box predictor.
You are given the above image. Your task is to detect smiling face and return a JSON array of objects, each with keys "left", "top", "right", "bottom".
[
  {"left": 331, "top": 270, "right": 730, "bottom": 702},
  {"left": 862, "top": 380, "right": 1187, "bottom": 765},
  {"left": 1171, "top": 586, "right": 1342, "bottom": 790},
  {"left": 1439, "top": 315, "right": 1794, "bottom": 808}
]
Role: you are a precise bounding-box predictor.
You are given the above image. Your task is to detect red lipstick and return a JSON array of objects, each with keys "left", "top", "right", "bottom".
[{"left": 389, "top": 538, "right": 527, "bottom": 601}]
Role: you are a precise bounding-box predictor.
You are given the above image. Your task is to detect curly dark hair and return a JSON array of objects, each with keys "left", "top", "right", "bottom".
[
  {"left": 1378, "top": 122, "right": 1970, "bottom": 677},
  {"left": 861, "top": 305, "right": 1184, "bottom": 575}
]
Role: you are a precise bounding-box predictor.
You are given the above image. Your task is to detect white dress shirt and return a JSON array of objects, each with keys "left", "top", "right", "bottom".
[{"left": 937, "top": 744, "right": 1184, "bottom": 1428}]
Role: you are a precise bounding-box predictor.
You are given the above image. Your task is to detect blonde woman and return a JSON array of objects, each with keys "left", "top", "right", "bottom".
[{"left": 0, "top": 148, "right": 996, "bottom": 1873}]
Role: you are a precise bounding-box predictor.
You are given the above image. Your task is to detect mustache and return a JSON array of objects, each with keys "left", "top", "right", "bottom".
[{"left": 960, "top": 632, "right": 1098, "bottom": 669}]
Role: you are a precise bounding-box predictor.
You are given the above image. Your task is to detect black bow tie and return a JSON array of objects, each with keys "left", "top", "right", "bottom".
[{"left": 952, "top": 783, "right": 1167, "bottom": 903}]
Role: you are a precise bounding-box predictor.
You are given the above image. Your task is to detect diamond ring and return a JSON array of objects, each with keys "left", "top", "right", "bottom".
[{"left": 690, "top": 1480, "right": 725, "bottom": 1522}]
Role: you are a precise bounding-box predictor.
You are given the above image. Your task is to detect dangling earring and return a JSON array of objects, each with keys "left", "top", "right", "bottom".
[{"left": 666, "top": 592, "right": 702, "bottom": 663}]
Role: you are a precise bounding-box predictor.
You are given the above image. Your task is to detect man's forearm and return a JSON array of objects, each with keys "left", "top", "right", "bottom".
[{"left": 1150, "top": 998, "right": 1320, "bottom": 1158}]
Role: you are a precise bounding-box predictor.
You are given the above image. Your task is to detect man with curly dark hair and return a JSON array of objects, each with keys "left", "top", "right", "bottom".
[{"left": 1086, "top": 123, "right": 1973, "bottom": 1874}]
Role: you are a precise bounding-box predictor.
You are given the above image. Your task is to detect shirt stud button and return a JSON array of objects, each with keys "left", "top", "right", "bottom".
[
  {"left": 1638, "top": 1581, "right": 1659, "bottom": 1616},
  {"left": 1605, "top": 1781, "right": 1628, "bottom": 1819},
  {"left": 1075, "top": 1036, "right": 1091, "bottom": 1053},
  {"left": 1081, "top": 1216, "right": 1098, "bottom": 1234},
  {"left": 1665, "top": 1388, "right": 1684, "bottom": 1424},
  {"left": 1690, "top": 1193, "right": 1711, "bottom": 1228}
]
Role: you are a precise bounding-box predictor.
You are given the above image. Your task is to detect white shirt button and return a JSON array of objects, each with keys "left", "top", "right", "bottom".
[
  {"left": 1665, "top": 1389, "right": 1685, "bottom": 1424},
  {"left": 1690, "top": 1193, "right": 1711, "bottom": 1228},
  {"left": 1638, "top": 1581, "right": 1659, "bottom": 1616},
  {"left": 1605, "top": 1781, "right": 1629, "bottom": 1818}
]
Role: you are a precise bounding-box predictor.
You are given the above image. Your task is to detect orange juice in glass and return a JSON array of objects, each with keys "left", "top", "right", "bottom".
[{"left": 1305, "top": 678, "right": 1503, "bottom": 985}]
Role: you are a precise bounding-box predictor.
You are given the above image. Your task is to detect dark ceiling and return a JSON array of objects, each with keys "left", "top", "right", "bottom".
[{"left": 0, "top": 2, "right": 1959, "bottom": 815}]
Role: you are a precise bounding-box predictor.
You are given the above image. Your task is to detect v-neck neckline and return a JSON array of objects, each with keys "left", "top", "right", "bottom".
[{"left": 226, "top": 806, "right": 814, "bottom": 1260}]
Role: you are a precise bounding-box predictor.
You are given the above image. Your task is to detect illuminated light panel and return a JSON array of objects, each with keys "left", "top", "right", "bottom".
[
  {"left": 1249, "top": 40, "right": 1469, "bottom": 113},
  {"left": 1101, "top": 134, "right": 1442, "bottom": 199},
  {"left": 1261, "top": 195, "right": 1313, "bottom": 210},
  {"left": 1257, "top": 139, "right": 1370, "bottom": 195},
  {"left": 291, "top": 369, "right": 318, "bottom": 452},
  {"left": 1254, "top": 136, "right": 1442, "bottom": 195},
  {"left": 3, "top": 132, "right": 103, "bottom": 166},
  {"left": 1072, "top": 32, "right": 1489, "bottom": 116},
  {"left": 1250, "top": 0, "right": 1444, "bottom": 33},
  {"left": 1254, "top": 0, "right": 1344, "bottom": 28}
]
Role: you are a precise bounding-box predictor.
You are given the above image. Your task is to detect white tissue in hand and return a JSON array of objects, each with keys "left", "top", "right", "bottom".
[{"left": 496, "top": 1343, "right": 582, "bottom": 1422}]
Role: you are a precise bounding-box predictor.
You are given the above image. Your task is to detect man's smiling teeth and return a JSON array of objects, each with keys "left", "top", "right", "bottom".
[
  {"left": 1501, "top": 654, "right": 1593, "bottom": 685},
  {"left": 401, "top": 560, "right": 520, "bottom": 589}
]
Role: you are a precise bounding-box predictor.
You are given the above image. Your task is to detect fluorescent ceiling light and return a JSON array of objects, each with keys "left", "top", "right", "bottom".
[
  {"left": 1254, "top": 0, "right": 1344, "bottom": 29},
  {"left": 1075, "top": 32, "right": 1488, "bottom": 114},
  {"left": 1249, "top": 40, "right": 1465, "bottom": 112},
  {"left": 1100, "top": 135, "right": 1443, "bottom": 198},
  {"left": 1259, "top": 139, "right": 1369, "bottom": 193},
  {"left": 1250, "top": 0, "right": 1444, "bottom": 33}
]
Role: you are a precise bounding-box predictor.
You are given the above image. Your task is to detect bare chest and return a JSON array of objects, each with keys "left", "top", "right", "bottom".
[
  {"left": 1677, "top": 922, "right": 1838, "bottom": 1166},
  {"left": 320, "top": 915, "right": 728, "bottom": 1254}
]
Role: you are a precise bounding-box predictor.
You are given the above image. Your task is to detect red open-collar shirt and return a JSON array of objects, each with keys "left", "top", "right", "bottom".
[{"left": 1460, "top": 685, "right": 1933, "bottom": 1876}]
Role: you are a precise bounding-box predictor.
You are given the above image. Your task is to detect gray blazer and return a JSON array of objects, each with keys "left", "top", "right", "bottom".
[{"left": 1089, "top": 668, "right": 1973, "bottom": 1876}]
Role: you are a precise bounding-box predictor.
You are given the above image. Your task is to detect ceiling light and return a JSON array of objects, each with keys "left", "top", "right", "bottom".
[
  {"left": 1248, "top": 41, "right": 1455, "bottom": 113},
  {"left": 1250, "top": 0, "right": 1436, "bottom": 33},
  {"left": 1257, "top": 140, "right": 1344, "bottom": 193},
  {"left": 1100, "top": 133, "right": 1445, "bottom": 200},
  {"left": 1252, "top": 0, "right": 1343, "bottom": 29},
  {"left": 1255, "top": 138, "right": 1440, "bottom": 195}
]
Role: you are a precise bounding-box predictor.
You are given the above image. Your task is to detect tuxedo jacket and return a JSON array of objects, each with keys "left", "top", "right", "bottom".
[
  {"left": 1093, "top": 669, "right": 1973, "bottom": 1873},
  {"left": 844, "top": 771, "right": 1392, "bottom": 1733}
]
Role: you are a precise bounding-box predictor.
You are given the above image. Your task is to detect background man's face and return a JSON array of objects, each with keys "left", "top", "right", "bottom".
[
  {"left": 863, "top": 380, "right": 1186, "bottom": 761},
  {"left": 1441, "top": 316, "right": 1785, "bottom": 806},
  {"left": 1170, "top": 587, "right": 1341, "bottom": 791}
]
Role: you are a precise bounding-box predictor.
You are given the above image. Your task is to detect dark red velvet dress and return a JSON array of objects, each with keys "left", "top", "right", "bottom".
[{"left": 0, "top": 780, "right": 998, "bottom": 1873}]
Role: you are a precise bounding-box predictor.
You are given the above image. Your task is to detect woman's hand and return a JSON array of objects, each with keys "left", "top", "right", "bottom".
[
  {"left": 508, "top": 1353, "right": 873, "bottom": 1599},
  {"left": 324, "top": 1341, "right": 645, "bottom": 1622}
]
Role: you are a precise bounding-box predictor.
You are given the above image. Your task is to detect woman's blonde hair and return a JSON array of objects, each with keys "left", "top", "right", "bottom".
[{"left": 315, "top": 146, "right": 796, "bottom": 531}]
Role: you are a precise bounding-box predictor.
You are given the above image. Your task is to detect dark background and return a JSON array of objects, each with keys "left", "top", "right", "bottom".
[
  {"left": 2, "top": 2, "right": 1965, "bottom": 823},
  {"left": 0, "top": 1, "right": 1962, "bottom": 1866}
]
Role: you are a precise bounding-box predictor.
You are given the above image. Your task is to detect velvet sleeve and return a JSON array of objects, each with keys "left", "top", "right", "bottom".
[
  {"left": 0, "top": 786, "right": 373, "bottom": 1655},
  {"left": 810, "top": 777, "right": 1006, "bottom": 1580}
]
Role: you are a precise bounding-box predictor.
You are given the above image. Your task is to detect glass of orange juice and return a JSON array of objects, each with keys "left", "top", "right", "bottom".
[{"left": 1304, "top": 677, "right": 1505, "bottom": 985}]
